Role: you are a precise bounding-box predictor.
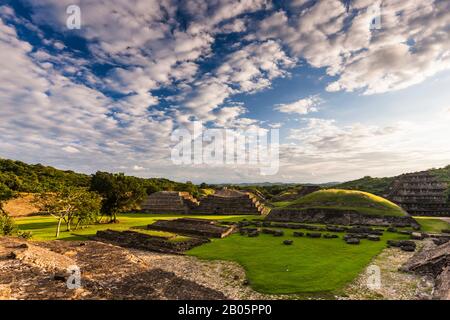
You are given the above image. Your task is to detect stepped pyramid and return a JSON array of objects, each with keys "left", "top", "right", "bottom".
[
  {"left": 386, "top": 171, "right": 450, "bottom": 216},
  {"left": 191, "top": 189, "right": 266, "bottom": 215},
  {"left": 140, "top": 191, "right": 199, "bottom": 214}
]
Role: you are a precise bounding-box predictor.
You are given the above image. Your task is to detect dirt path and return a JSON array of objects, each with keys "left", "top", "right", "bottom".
[{"left": 339, "top": 242, "right": 434, "bottom": 300}]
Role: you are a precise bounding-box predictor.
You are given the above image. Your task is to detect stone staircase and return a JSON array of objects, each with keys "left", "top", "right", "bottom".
[
  {"left": 191, "top": 191, "right": 265, "bottom": 215},
  {"left": 140, "top": 191, "right": 199, "bottom": 214}
]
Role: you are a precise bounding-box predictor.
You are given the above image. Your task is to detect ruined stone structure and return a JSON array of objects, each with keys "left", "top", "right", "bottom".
[
  {"left": 147, "top": 218, "right": 236, "bottom": 238},
  {"left": 386, "top": 171, "right": 450, "bottom": 216},
  {"left": 401, "top": 241, "right": 450, "bottom": 300},
  {"left": 140, "top": 191, "right": 199, "bottom": 214},
  {"left": 266, "top": 207, "right": 419, "bottom": 228},
  {"left": 94, "top": 229, "right": 209, "bottom": 254},
  {"left": 191, "top": 189, "right": 266, "bottom": 215}
]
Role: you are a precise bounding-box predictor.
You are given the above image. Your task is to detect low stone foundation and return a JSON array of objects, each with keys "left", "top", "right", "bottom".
[
  {"left": 94, "top": 229, "right": 209, "bottom": 254},
  {"left": 148, "top": 218, "right": 236, "bottom": 238},
  {"left": 266, "top": 208, "right": 419, "bottom": 228}
]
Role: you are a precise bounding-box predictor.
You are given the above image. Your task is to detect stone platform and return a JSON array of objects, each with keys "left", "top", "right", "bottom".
[
  {"left": 147, "top": 218, "right": 236, "bottom": 238},
  {"left": 94, "top": 229, "right": 209, "bottom": 254},
  {"left": 266, "top": 207, "right": 420, "bottom": 228}
]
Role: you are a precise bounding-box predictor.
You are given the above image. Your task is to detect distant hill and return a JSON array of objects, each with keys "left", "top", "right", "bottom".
[{"left": 0, "top": 158, "right": 90, "bottom": 193}]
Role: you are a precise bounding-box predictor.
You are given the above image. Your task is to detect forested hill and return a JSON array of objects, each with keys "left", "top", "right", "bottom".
[
  {"left": 334, "top": 165, "right": 450, "bottom": 196},
  {"left": 0, "top": 158, "right": 199, "bottom": 196},
  {"left": 0, "top": 158, "right": 90, "bottom": 193}
]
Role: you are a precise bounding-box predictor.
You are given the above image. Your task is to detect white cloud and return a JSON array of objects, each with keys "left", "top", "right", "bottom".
[
  {"left": 275, "top": 95, "right": 322, "bottom": 115},
  {"left": 252, "top": 0, "right": 450, "bottom": 95},
  {"left": 62, "top": 146, "right": 80, "bottom": 154}
]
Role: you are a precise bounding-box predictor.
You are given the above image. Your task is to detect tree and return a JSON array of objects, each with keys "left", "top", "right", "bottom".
[
  {"left": 0, "top": 183, "right": 14, "bottom": 215},
  {"left": 36, "top": 187, "right": 101, "bottom": 238},
  {"left": 90, "top": 172, "right": 146, "bottom": 223}
]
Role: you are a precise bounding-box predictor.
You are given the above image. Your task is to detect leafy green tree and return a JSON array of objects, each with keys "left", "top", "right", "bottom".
[
  {"left": 90, "top": 172, "right": 146, "bottom": 223},
  {"left": 36, "top": 187, "right": 101, "bottom": 238},
  {"left": 0, "top": 183, "right": 14, "bottom": 214},
  {"left": 0, "top": 183, "right": 16, "bottom": 235}
]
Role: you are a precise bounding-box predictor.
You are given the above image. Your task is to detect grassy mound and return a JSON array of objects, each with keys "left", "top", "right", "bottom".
[{"left": 283, "top": 189, "right": 407, "bottom": 217}]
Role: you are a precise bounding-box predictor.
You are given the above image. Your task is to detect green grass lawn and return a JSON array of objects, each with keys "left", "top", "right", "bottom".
[
  {"left": 187, "top": 227, "right": 408, "bottom": 295},
  {"left": 15, "top": 213, "right": 260, "bottom": 241},
  {"left": 414, "top": 217, "right": 450, "bottom": 233}
]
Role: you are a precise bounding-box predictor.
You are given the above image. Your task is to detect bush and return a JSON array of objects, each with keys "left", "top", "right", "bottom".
[
  {"left": 0, "top": 213, "right": 16, "bottom": 235},
  {"left": 17, "top": 230, "right": 33, "bottom": 240}
]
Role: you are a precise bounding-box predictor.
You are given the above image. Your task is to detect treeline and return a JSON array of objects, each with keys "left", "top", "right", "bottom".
[
  {"left": 0, "top": 158, "right": 200, "bottom": 198},
  {"left": 334, "top": 176, "right": 395, "bottom": 196}
]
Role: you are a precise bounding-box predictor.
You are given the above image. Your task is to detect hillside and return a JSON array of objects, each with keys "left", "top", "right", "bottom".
[
  {"left": 0, "top": 158, "right": 199, "bottom": 198},
  {"left": 333, "top": 176, "right": 395, "bottom": 196},
  {"left": 282, "top": 189, "right": 407, "bottom": 217},
  {"left": 0, "top": 158, "right": 90, "bottom": 193}
]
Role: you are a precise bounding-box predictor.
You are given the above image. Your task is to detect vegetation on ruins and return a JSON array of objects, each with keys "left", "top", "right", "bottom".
[
  {"left": 90, "top": 172, "right": 146, "bottom": 223},
  {"left": 35, "top": 187, "right": 102, "bottom": 238},
  {"left": 278, "top": 189, "right": 407, "bottom": 217},
  {"left": 429, "top": 165, "right": 450, "bottom": 199}
]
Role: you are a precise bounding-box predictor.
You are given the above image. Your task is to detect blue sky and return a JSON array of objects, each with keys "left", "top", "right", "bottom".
[{"left": 1, "top": 0, "right": 450, "bottom": 183}]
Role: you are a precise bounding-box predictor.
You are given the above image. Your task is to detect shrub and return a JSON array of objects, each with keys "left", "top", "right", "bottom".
[
  {"left": 17, "top": 230, "right": 33, "bottom": 240},
  {"left": 0, "top": 213, "right": 16, "bottom": 236}
]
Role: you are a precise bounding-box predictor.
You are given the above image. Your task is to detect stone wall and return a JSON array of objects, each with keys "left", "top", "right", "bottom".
[
  {"left": 266, "top": 207, "right": 419, "bottom": 227},
  {"left": 94, "top": 229, "right": 209, "bottom": 254},
  {"left": 401, "top": 241, "right": 450, "bottom": 300},
  {"left": 386, "top": 171, "right": 450, "bottom": 216},
  {"left": 147, "top": 218, "right": 236, "bottom": 238}
]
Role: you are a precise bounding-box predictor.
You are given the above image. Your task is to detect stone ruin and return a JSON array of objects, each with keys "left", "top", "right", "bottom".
[
  {"left": 147, "top": 218, "right": 236, "bottom": 238},
  {"left": 191, "top": 189, "right": 267, "bottom": 215},
  {"left": 139, "top": 189, "right": 267, "bottom": 215},
  {"left": 140, "top": 191, "right": 199, "bottom": 214},
  {"left": 266, "top": 207, "right": 419, "bottom": 228},
  {"left": 386, "top": 171, "right": 450, "bottom": 216},
  {"left": 401, "top": 241, "right": 450, "bottom": 299},
  {"left": 94, "top": 229, "right": 209, "bottom": 254}
]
